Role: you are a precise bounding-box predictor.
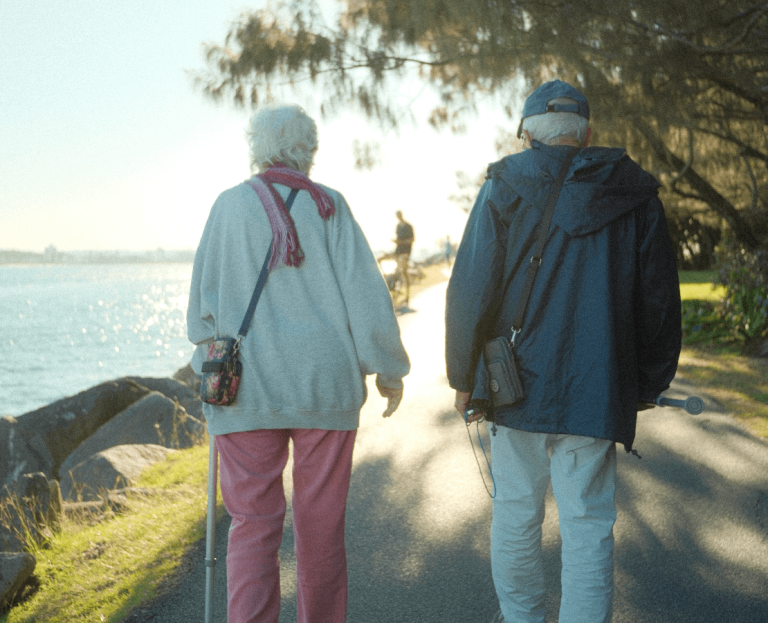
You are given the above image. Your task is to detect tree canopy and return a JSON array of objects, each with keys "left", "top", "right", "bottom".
[{"left": 196, "top": 0, "right": 768, "bottom": 251}]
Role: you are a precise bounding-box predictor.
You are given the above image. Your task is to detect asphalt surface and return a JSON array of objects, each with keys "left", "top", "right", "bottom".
[{"left": 131, "top": 278, "right": 768, "bottom": 623}]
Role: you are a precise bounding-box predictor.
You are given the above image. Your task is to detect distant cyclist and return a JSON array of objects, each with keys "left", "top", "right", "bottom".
[{"left": 393, "top": 210, "right": 415, "bottom": 305}]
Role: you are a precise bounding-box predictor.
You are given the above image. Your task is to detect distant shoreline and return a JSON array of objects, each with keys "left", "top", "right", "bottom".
[
  {"left": 2, "top": 246, "right": 444, "bottom": 266},
  {"left": 0, "top": 248, "right": 196, "bottom": 265}
]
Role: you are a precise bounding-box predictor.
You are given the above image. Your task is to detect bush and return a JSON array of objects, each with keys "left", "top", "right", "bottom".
[
  {"left": 681, "top": 238, "right": 768, "bottom": 347},
  {"left": 681, "top": 299, "right": 729, "bottom": 344},
  {"left": 713, "top": 240, "right": 768, "bottom": 343}
]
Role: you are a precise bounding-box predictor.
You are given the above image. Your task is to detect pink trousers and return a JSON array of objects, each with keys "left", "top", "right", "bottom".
[{"left": 216, "top": 428, "right": 357, "bottom": 623}]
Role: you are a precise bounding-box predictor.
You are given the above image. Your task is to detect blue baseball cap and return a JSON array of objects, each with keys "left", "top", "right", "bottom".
[{"left": 517, "top": 80, "right": 590, "bottom": 138}]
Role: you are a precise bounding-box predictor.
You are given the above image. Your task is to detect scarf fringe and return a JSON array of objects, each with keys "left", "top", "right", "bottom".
[{"left": 246, "top": 165, "right": 333, "bottom": 269}]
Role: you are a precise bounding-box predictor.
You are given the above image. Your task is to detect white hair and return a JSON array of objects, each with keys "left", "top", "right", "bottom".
[
  {"left": 247, "top": 104, "right": 318, "bottom": 174},
  {"left": 521, "top": 97, "right": 589, "bottom": 145}
]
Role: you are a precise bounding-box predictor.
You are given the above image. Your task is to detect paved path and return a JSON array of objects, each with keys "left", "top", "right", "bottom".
[{"left": 135, "top": 280, "right": 768, "bottom": 622}]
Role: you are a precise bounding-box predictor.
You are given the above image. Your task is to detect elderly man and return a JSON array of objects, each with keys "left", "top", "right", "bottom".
[{"left": 445, "top": 80, "right": 681, "bottom": 622}]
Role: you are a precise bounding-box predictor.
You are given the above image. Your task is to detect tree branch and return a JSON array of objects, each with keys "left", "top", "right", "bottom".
[
  {"left": 629, "top": 3, "right": 768, "bottom": 55},
  {"left": 741, "top": 153, "right": 760, "bottom": 211},
  {"left": 635, "top": 119, "right": 760, "bottom": 249}
]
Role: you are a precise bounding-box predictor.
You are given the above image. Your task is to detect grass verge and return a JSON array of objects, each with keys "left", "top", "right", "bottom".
[
  {"left": 1, "top": 443, "right": 218, "bottom": 623},
  {"left": 677, "top": 344, "right": 768, "bottom": 440},
  {"left": 677, "top": 271, "right": 767, "bottom": 440},
  {"left": 677, "top": 344, "right": 768, "bottom": 438}
]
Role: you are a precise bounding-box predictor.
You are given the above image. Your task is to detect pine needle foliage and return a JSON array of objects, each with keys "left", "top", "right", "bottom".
[{"left": 194, "top": 0, "right": 768, "bottom": 250}]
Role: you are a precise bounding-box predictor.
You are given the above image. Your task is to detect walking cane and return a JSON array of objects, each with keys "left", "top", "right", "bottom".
[
  {"left": 205, "top": 433, "right": 218, "bottom": 623},
  {"left": 639, "top": 394, "right": 706, "bottom": 415},
  {"left": 655, "top": 395, "right": 705, "bottom": 415}
]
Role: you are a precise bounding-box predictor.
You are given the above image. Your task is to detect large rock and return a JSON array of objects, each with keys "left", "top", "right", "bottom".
[
  {"left": 59, "top": 444, "right": 176, "bottom": 502},
  {"left": 1, "top": 379, "right": 152, "bottom": 488},
  {"left": 58, "top": 392, "right": 205, "bottom": 481},
  {"left": 0, "top": 473, "right": 61, "bottom": 553},
  {"left": 12, "top": 473, "right": 51, "bottom": 528},
  {"left": 47, "top": 478, "right": 64, "bottom": 532},
  {"left": 126, "top": 376, "right": 202, "bottom": 420},
  {"left": 0, "top": 377, "right": 203, "bottom": 491},
  {"left": 0, "top": 495, "right": 27, "bottom": 554},
  {"left": 0, "top": 552, "right": 36, "bottom": 611},
  {"left": 172, "top": 363, "right": 202, "bottom": 394}
]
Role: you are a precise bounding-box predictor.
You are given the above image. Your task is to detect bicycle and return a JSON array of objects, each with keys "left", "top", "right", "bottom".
[{"left": 377, "top": 253, "right": 424, "bottom": 308}]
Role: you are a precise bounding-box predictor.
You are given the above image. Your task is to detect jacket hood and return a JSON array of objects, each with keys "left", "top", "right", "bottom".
[{"left": 488, "top": 142, "right": 661, "bottom": 236}]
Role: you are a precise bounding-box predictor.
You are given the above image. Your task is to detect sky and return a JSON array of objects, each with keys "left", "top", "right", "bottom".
[{"left": 1, "top": 1, "right": 519, "bottom": 257}]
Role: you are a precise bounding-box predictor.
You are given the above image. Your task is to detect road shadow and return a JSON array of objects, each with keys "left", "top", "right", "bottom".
[
  {"left": 269, "top": 454, "right": 563, "bottom": 623},
  {"left": 613, "top": 433, "right": 768, "bottom": 623},
  {"left": 418, "top": 406, "right": 768, "bottom": 622},
  {"left": 136, "top": 428, "right": 768, "bottom": 622}
]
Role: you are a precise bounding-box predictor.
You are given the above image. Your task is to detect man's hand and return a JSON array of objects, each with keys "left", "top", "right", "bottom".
[
  {"left": 377, "top": 384, "right": 403, "bottom": 418},
  {"left": 455, "top": 390, "right": 485, "bottom": 422},
  {"left": 454, "top": 390, "right": 470, "bottom": 415},
  {"left": 454, "top": 390, "right": 485, "bottom": 422}
]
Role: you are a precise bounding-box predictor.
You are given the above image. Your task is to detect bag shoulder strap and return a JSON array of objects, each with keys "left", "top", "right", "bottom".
[
  {"left": 509, "top": 148, "right": 579, "bottom": 341},
  {"left": 237, "top": 187, "right": 299, "bottom": 338}
]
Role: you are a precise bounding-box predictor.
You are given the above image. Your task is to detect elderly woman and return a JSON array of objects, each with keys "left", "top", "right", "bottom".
[{"left": 187, "top": 104, "right": 410, "bottom": 623}]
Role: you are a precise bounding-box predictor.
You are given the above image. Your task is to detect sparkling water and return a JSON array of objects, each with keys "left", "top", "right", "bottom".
[{"left": 0, "top": 263, "right": 194, "bottom": 417}]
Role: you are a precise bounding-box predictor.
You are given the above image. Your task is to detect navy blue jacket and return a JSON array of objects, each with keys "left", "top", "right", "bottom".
[{"left": 445, "top": 142, "right": 681, "bottom": 451}]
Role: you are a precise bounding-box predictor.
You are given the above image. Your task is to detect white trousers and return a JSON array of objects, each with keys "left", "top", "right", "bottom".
[{"left": 490, "top": 426, "right": 617, "bottom": 623}]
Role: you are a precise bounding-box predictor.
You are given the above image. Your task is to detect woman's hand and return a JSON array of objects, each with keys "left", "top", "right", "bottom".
[{"left": 377, "top": 384, "right": 403, "bottom": 418}]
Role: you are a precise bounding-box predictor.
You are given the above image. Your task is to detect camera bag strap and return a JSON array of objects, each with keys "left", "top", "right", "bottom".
[{"left": 507, "top": 148, "right": 579, "bottom": 344}]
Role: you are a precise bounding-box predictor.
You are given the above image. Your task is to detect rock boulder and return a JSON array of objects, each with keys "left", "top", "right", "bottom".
[
  {"left": 172, "top": 363, "right": 202, "bottom": 394},
  {"left": 59, "top": 444, "right": 176, "bottom": 502},
  {"left": 58, "top": 392, "right": 204, "bottom": 481},
  {"left": 1, "top": 377, "right": 203, "bottom": 491},
  {"left": 0, "top": 552, "right": 36, "bottom": 611},
  {"left": 126, "top": 376, "right": 202, "bottom": 420},
  {"left": 1, "top": 379, "right": 151, "bottom": 488},
  {"left": 0, "top": 473, "right": 61, "bottom": 553}
]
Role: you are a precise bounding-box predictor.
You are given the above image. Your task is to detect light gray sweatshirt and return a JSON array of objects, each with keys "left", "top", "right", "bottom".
[{"left": 187, "top": 179, "right": 410, "bottom": 435}]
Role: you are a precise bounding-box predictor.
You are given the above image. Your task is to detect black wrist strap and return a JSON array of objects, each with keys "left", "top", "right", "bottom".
[
  {"left": 237, "top": 187, "right": 299, "bottom": 338},
  {"left": 509, "top": 149, "right": 579, "bottom": 340}
]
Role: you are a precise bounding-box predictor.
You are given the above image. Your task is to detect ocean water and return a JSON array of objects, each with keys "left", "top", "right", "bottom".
[{"left": 0, "top": 263, "right": 195, "bottom": 417}]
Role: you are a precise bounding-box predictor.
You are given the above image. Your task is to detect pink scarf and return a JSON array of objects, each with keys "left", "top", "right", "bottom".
[{"left": 246, "top": 164, "right": 335, "bottom": 269}]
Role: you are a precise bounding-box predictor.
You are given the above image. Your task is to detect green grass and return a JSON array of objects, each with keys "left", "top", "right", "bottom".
[
  {"left": 678, "top": 270, "right": 726, "bottom": 301},
  {"left": 678, "top": 270, "right": 719, "bottom": 284},
  {"left": 1, "top": 442, "right": 218, "bottom": 623},
  {"left": 677, "top": 345, "right": 768, "bottom": 438}
]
